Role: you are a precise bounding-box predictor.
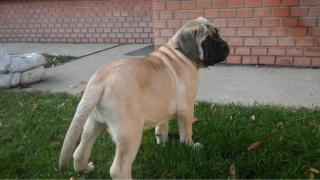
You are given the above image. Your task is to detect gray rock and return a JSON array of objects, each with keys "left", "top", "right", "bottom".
[
  {"left": 10, "top": 73, "right": 21, "bottom": 87},
  {"left": 0, "top": 73, "right": 10, "bottom": 88},
  {"left": 8, "top": 53, "right": 46, "bottom": 72},
  {"left": 20, "top": 66, "right": 45, "bottom": 85},
  {"left": 0, "top": 49, "right": 10, "bottom": 73}
]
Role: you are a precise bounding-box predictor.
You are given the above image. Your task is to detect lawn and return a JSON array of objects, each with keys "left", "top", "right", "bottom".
[{"left": 0, "top": 90, "right": 319, "bottom": 179}]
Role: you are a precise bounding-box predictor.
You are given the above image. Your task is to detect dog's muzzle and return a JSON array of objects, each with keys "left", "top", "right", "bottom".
[
  {"left": 217, "top": 40, "right": 230, "bottom": 61},
  {"left": 202, "top": 36, "right": 230, "bottom": 66}
]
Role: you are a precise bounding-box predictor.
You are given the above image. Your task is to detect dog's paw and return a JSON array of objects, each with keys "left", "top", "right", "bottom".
[
  {"left": 83, "top": 162, "right": 95, "bottom": 173},
  {"left": 192, "top": 142, "right": 204, "bottom": 150}
]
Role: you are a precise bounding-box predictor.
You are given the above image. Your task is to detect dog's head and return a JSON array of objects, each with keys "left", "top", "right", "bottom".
[{"left": 174, "top": 17, "right": 230, "bottom": 67}]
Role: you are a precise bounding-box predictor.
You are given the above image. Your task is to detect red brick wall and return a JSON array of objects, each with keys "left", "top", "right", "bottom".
[
  {"left": 0, "top": 0, "right": 153, "bottom": 43},
  {"left": 153, "top": 0, "right": 320, "bottom": 67}
]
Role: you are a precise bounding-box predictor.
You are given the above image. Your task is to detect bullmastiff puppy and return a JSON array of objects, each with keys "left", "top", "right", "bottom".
[{"left": 59, "top": 17, "right": 229, "bottom": 179}]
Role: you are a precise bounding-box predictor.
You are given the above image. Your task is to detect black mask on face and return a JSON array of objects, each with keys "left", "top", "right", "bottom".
[{"left": 201, "top": 34, "right": 230, "bottom": 67}]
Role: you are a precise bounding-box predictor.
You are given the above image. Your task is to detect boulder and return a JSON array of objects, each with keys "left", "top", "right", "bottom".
[
  {"left": 0, "top": 73, "right": 10, "bottom": 88},
  {"left": 0, "top": 51, "right": 47, "bottom": 88},
  {"left": 0, "top": 49, "right": 10, "bottom": 73},
  {"left": 20, "top": 66, "right": 45, "bottom": 85},
  {"left": 10, "top": 73, "right": 21, "bottom": 87},
  {"left": 8, "top": 53, "right": 46, "bottom": 72}
]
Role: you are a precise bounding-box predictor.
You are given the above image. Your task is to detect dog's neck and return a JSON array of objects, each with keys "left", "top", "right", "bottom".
[{"left": 159, "top": 41, "right": 199, "bottom": 73}]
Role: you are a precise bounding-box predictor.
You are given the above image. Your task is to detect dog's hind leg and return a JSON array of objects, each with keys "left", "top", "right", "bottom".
[
  {"left": 73, "top": 115, "right": 103, "bottom": 173},
  {"left": 155, "top": 121, "right": 169, "bottom": 145},
  {"left": 177, "top": 113, "right": 194, "bottom": 145},
  {"left": 109, "top": 121, "right": 143, "bottom": 179}
]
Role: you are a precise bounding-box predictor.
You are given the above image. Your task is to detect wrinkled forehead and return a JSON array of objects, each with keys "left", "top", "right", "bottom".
[{"left": 182, "top": 18, "right": 217, "bottom": 36}]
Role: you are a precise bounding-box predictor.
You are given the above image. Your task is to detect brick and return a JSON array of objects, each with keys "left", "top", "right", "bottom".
[
  {"left": 144, "top": 39, "right": 152, "bottom": 44},
  {"left": 237, "top": 8, "right": 253, "bottom": 17},
  {"left": 228, "top": 0, "right": 245, "bottom": 8},
  {"left": 181, "top": 1, "right": 196, "bottom": 9},
  {"left": 269, "top": 47, "right": 285, "bottom": 55},
  {"left": 101, "top": 33, "right": 109, "bottom": 38},
  {"left": 262, "top": 18, "right": 280, "bottom": 27},
  {"left": 132, "top": 33, "right": 141, "bottom": 38},
  {"left": 261, "top": 38, "right": 277, "bottom": 46},
  {"left": 310, "top": 7, "right": 320, "bottom": 16},
  {"left": 160, "top": 12, "right": 174, "bottom": 20},
  {"left": 315, "top": 38, "right": 320, "bottom": 46},
  {"left": 302, "top": 0, "right": 318, "bottom": 5},
  {"left": 244, "top": 37, "right": 260, "bottom": 46},
  {"left": 281, "top": 0, "right": 299, "bottom": 6},
  {"left": 154, "top": 20, "right": 166, "bottom": 28},
  {"left": 221, "top": 9, "right": 237, "bottom": 17},
  {"left": 237, "top": 28, "right": 253, "bottom": 36},
  {"left": 299, "top": 18, "right": 317, "bottom": 27},
  {"left": 254, "top": 8, "right": 272, "bottom": 17},
  {"left": 272, "top": 7, "right": 289, "bottom": 17},
  {"left": 242, "top": 56, "right": 258, "bottom": 64},
  {"left": 226, "top": 56, "right": 242, "bottom": 64},
  {"left": 92, "top": 33, "right": 100, "bottom": 38},
  {"left": 309, "top": 27, "right": 320, "bottom": 36},
  {"left": 116, "top": 33, "right": 124, "bottom": 38},
  {"left": 227, "top": 37, "right": 243, "bottom": 46},
  {"left": 153, "top": 2, "right": 166, "bottom": 10},
  {"left": 141, "top": 33, "right": 149, "bottom": 38},
  {"left": 296, "top": 38, "right": 314, "bottom": 46},
  {"left": 211, "top": 19, "right": 227, "bottom": 27},
  {"left": 175, "top": 11, "right": 189, "bottom": 19},
  {"left": 294, "top": 57, "right": 310, "bottom": 66},
  {"left": 282, "top": 17, "right": 298, "bottom": 27},
  {"left": 236, "top": 47, "right": 251, "bottom": 55},
  {"left": 290, "top": 7, "right": 309, "bottom": 16},
  {"left": 228, "top": 19, "right": 243, "bottom": 27},
  {"left": 252, "top": 47, "right": 268, "bottom": 55},
  {"left": 166, "top": 1, "right": 181, "bottom": 10},
  {"left": 305, "top": 48, "right": 320, "bottom": 57},
  {"left": 259, "top": 56, "right": 275, "bottom": 65},
  {"left": 271, "top": 27, "right": 289, "bottom": 36},
  {"left": 220, "top": 28, "right": 237, "bottom": 36},
  {"left": 197, "top": 1, "right": 211, "bottom": 9},
  {"left": 278, "top": 38, "right": 295, "bottom": 46},
  {"left": 228, "top": 47, "right": 235, "bottom": 55},
  {"left": 246, "top": 0, "right": 262, "bottom": 7},
  {"left": 254, "top": 28, "right": 270, "bottom": 36},
  {"left": 276, "top": 56, "right": 293, "bottom": 65},
  {"left": 245, "top": 19, "right": 261, "bottom": 27},
  {"left": 287, "top": 47, "right": 303, "bottom": 56},
  {"left": 167, "top": 20, "right": 181, "bottom": 29},
  {"left": 160, "top": 29, "right": 174, "bottom": 37},
  {"left": 205, "top": 10, "right": 219, "bottom": 18},
  {"left": 291, "top": 27, "right": 307, "bottom": 37},
  {"left": 189, "top": 10, "right": 204, "bottom": 18},
  {"left": 212, "top": 0, "right": 228, "bottom": 8},
  {"left": 135, "top": 28, "right": 144, "bottom": 33},
  {"left": 311, "top": 58, "right": 320, "bottom": 67},
  {"left": 263, "top": 0, "right": 280, "bottom": 6},
  {"left": 153, "top": 11, "right": 160, "bottom": 20}
]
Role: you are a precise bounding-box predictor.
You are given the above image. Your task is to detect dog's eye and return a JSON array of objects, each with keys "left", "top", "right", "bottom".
[
  {"left": 204, "top": 36, "right": 210, "bottom": 43},
  {"left": 214, "top": 28, "right": 219, "bottom": 34}
]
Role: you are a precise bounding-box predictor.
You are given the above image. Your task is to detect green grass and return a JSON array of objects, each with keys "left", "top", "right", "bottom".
[
  {"left": 0, "top": 90, "right": 319, "bottom": 179},
  {"left": 43, "top": 54, "right": 78, "bottom": 68}
]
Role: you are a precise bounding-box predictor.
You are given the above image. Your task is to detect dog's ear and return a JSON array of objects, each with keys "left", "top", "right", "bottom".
[{"left": 175, "top": 28, "right": 199, "bottom": 60}]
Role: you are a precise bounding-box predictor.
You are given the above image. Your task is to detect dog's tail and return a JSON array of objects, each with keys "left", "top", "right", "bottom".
[{"left": 59, "top": 82, "right": 103, "bottom": 175}]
